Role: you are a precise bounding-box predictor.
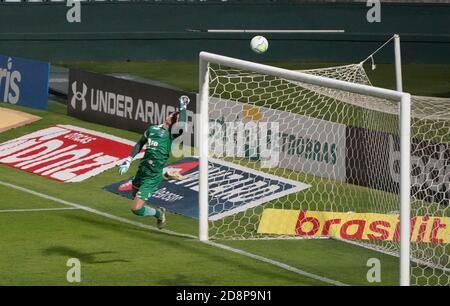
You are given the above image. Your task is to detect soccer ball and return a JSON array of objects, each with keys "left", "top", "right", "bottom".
[{"left": 250, "top": 36, "right": 269, "bottom": 54}]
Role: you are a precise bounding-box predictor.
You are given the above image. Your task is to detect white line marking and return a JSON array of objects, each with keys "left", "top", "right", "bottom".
[
  {"left": 0, "top": 207, "right": 79, "bottom": 213},
  {"left": 334, "top": 237, "right": 450, "bottom": 273},
  {"left": 0, "top": 180, "right": 348, "bottom": 286},
  {"left": 205, "top": 241, "right": 347, "bottom": 286},
  {"left": 190, "top": 29, "right": 346, "bottom": 34},
  {"left": 0, "top": 181, "right": 193, "bottom": 240}
]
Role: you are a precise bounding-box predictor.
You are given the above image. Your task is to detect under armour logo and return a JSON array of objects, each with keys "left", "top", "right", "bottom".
[{"left": 71, "top": 81, "right": 88, "bottom": 111}]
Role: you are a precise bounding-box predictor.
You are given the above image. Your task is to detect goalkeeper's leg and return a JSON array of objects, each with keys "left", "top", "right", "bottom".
[
  {"left": 130, "top": 174, "right": 166, "bottom": 229},
  {"left": 130, "top": 195, "right": 166, "bottom": 229}
]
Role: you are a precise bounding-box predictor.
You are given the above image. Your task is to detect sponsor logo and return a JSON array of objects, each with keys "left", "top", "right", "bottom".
[
  {"left": 68, "top": 70, "right": 195, "bottom": 126},
  {"left": 67, "top": 70, "right": 196, "bottom": 150},
  {"left": 280, "top": 132, "right": 338, "bottom": 165},
  {"left": 389, "top": 135, "right": 450, "bottom": 203},
  {"left": 258, "top": 209, "right": 450, "bottom": 244},
  {"left": 346, "top": 126, "right": 450, "bottom": 206},
  {"left": 0, "top": 55, "right": 49, "bottom": 110},
  {"left": 69, "top": 79, "right": 158, "bottom": 120},
  {"left": 104, "top": 157, "right": 311, "bottom": 220},
  {"left": 211, "top": 117, "right": 339, "bottom": 167},
  {"left": 209, "top": 97, "right": 346, "bottom": 181},
  {"left": 71, "top": 81, "right": 88, "bottom": 111},
  {"left": 0, "top": 125, "right": 141, "bottom": 182},
  {"left": 0, "top": 57, "right": 21, "bottom": 104}
]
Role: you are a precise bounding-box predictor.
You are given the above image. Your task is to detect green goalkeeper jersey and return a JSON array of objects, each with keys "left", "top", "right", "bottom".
[
  {"left": 129, "top": 108, "right": 186, "bottom": 174},
  {"left": 138, "top": 125, "right": 174, "bottom": 173}
]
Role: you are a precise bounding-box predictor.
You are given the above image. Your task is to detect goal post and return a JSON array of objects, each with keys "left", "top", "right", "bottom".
[
  {"left": 394, "top": 34, "right": 410, "bottom": 286},
  {"left": 198, "top": 52, "right": 412, "bottom": 286},
  {"left": 394, "top": 34, "right": 403, "bottom": 92},
  {"left": 198, "top": 56, "right": 210, "bottom": 242}
]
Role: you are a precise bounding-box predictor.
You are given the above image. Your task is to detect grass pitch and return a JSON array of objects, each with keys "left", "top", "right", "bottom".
[
  {"left": 1, "top": 60, "right": 449, "bottom": 286},
  {"left": 0, "top": 101, "right": 400, "bottom": 286}
]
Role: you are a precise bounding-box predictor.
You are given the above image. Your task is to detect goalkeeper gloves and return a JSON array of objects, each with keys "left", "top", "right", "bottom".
[
  {"left": 179, "top": 95, "right": 190, "bottom": 110},
  {"left": 118, "top": 156, "right": 132, "bottom": 175}
]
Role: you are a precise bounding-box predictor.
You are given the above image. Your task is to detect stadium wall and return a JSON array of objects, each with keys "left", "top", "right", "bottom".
[{"left": 0, "top": 2, "right": 449, "bottom": 63}]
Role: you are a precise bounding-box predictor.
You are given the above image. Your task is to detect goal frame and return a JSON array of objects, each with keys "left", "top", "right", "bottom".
[{"left": 198, "top": 51, "right": 412, "bottom": 286}]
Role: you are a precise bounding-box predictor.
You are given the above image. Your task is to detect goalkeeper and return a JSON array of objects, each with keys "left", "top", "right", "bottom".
[{"left": 118, "top": 96, "right": 190, "bottom": 229}]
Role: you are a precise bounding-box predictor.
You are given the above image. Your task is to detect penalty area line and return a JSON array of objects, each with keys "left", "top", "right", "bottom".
[
  {"left": 0, "top": 180, "right": 348, "bottom": 286},
  {"left": 0, "top": 207, "right": 79, "bottom": 213},
  {"left": 204, "top": 240, "right": 348, "bottom": 286},
  {"left": 0, "top": 180, "right": 194, "bottom": 240}
]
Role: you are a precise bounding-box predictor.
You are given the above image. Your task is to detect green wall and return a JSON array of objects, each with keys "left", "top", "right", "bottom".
[{"left": 0, "top": 2, "right": 449, "bottom": 63}]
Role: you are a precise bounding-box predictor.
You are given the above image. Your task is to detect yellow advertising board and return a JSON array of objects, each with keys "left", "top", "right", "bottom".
[{"left": 258, "top": 209, "right": 450, "bottom": 244}]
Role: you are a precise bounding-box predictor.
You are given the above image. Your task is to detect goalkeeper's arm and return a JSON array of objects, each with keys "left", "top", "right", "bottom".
[
  {"left": 172, "top": 95, "right": 189, "bottom": 139},
  {"left": 130, "top": 135, "right": 147, "bottom": 159},
  {"left": 118, "top": 134, "right": 147, "bottom": 175}
]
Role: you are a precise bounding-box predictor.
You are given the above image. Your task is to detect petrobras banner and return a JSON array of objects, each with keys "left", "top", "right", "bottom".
[
  {"left": 0, "top": 125, "right": 142, "bottom": 182},
  {"left": 258, "top": 209, "right": 450, "bottom": 244},
  {"left": 346, "top": 126, "right": 450, "bottom": 205},
  {"left": 208, "top": 97, "right": 347, "bottom": 181},
  {"left": 0, "top": 55, "right": 50, "bottom": 110},
  {"left": 104, "top": 157, "right": 311, "bottom": 220},
  {"left": 206, "top": 98, "right": 449, "bottom": 206},
  {"left": 67, "top": 69, "right": 196, "bottom": 143}
]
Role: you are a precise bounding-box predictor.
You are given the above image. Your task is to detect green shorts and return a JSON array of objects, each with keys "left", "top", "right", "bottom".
[{"left": 132, "top": 167, "right": 163, "bottom": 201}]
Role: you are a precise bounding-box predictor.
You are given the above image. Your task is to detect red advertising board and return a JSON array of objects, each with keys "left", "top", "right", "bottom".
[{"left": 0, "top": 125, "right": 141, "bottom": 182}]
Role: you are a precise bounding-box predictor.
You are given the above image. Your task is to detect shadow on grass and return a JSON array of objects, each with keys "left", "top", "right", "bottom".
[
  {"left": 43, "top": 246, "right": 130, "bottom": 264},
  {"left": 61, "top": 214, "right": 322, "bottom": 285}
]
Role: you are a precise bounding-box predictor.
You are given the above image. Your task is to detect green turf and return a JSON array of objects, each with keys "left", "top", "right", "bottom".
[
  {"left": 56, "top": 60, "right": 450, "bottom": 98},
  {"left": 0, "top": 101, "right": 403, "bottom": 286},
  {"left": 1, "top": 59, "right": 448, "bottom": 286},
  {"left": 0, "top": 194, "right": 324, "bottom": 285}
]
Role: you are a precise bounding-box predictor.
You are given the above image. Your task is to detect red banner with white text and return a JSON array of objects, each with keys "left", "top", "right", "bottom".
[{"left": 0, "top": 125, "right": 141, "bottom": 182}]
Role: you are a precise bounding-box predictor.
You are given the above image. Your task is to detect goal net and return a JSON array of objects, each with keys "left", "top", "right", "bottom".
[
  {"left": 199, "top": 53, "right": 449, "bottom": 286},
  {"left": 303, "top": 65, "right": 450, "bottom": 286}
]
